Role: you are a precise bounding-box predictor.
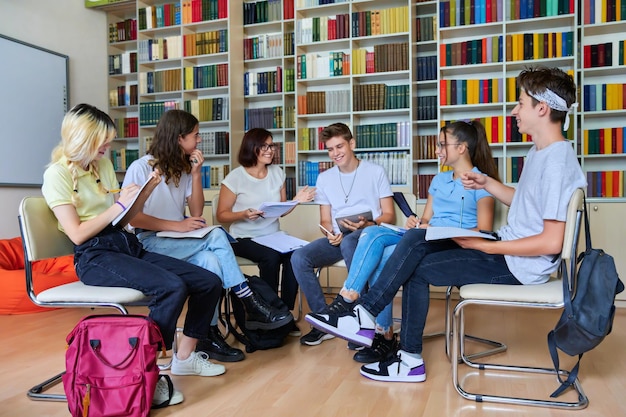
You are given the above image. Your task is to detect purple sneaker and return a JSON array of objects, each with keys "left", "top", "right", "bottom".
[
  {"left": 305, "top": 304, "right": 375, "bottom": 348},
  {"left": 360, "top": 350, "right": 426, "bottom": 382}
]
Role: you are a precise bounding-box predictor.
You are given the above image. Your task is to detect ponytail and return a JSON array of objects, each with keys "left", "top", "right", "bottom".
[{"left": 442, "top": 120, "right": 500, "bottom": 182}]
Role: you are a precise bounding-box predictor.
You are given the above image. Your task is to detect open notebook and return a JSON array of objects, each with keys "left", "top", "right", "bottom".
[{"left": 112, "top": 175, "right": 159, "bottom": 228}]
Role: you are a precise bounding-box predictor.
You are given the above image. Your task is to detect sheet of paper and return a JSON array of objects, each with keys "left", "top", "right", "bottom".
[
  {"left": 380, "top": 222, "right": 408, "bottom": 235},
  {"left": 257, "top": 201, "right": 299, "bottom": 218},
  {"left": 156, "top": 225, "right": 235, "bottom": 242},
  {"left": 425, "top": 227, "right": 497, "bottom": 241},
  {"left": 251, "top": 231, "right": 309, "bottom": 253}
]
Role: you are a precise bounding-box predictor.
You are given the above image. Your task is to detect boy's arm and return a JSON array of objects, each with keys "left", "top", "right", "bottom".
[
  {"left": 462, "top": 172, "right": 515, "bottom": 207},
  {"left": 374, "top": 196, "right": 395, "bottom": 226}
]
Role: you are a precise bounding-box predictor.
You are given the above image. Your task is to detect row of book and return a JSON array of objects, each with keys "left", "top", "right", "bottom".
[
  {"left": 352, "top": 84, "right": 410, "bottom": 112},
  {"left": 416, "top": 96, "right": 438, "bottom": 121},
  {"left": 354, "top": 123, "right": 411, "bottom": 149},
  {"left": 139, "top": 101, "right": 180, "bottom": 126},
  {"left": 439, "top": 78, "right": 503, "bottom": 105},
  {"left": 138, "top": 37, "right": 182, "bottom": 62},
  {"left": 244, "top": 68, "right": 284, "bottom": 96},
  {"left": 200, "top": 164, "right": 230, "bottom": 189},
  {"left": 414, "top": 174, "right": 435, "bottom": 200},
  {"left": 297, "top": 90, "right": 351, "bottom": 115},
  {"left": 109, "top": 84, "right": 138, "bottom": 107},
  {"left": 109, "top": 18, "right": 137, "bottom": 43},
  {"left": 244, "top": 106, "right": 289, "bottom": 130},
  {"left": 297, "top": 161, "right": 332, "bottom": 187},
  {"left": 243, "top": 0, "right": 294, "bottom": 25},
  {"left": 582, "top": 0, "right": 626, "bottom": 24},
  {"left": 183, "top": 64, "right": 229, "bottom": 90},
  {"left": 183, "top": 30, "right": 228, "bottom": 57},
  {"left": 139, "top": 69, "right": 181, "bottom": 94},
  {"left": 184, "top": 97, "right": 229, "bottom": 122},
  {"left": 583, "top": 42, "right": 624, "bottom": 68},
  {"left": 243, "top": 33, "right": 288, "bottom": 60},
  {"left": 587, "top": 171, "right": 625, "bottom": 198},
  {"left": 583, "top": 84, "right": 626, "bottom": 112},
  {"left": 197, "top": 131, "right": 229, "bottom": 156},
  {"left": 415, "top": 15, "right": 437, "bottom": 43},
  {"left": 297, "top": 52, "right": 350, "bottom": 79},
  {"left": 181, "top": 0, "right": 228, "bottom": 24},
  {"left": 505, "top": 156, "right": 525, "bottom": 184},
  {"left": 110, "top": 148, "right": 140, "bottom": 172},
  {"left": 296, "top": 14, "right": 350, "bottom": 44},
  {"left": 351, "top": 6, "right": 410, "bottom": 38},
  {"left": 356, "top": 151, "right": 409, "bottom": 186},
  {"left": 296, "top": 0, "right": 348, "bottom": 7},
  {"left": 284, "top": 177, "right": 297, "bottom": 200},
  {"left": 138, "top": 3, "right": 181, "bottom": 30},
  {"left": 416, "top": 56, "right": 438, "bottom": 82},
  {"left": 113, "top": 117, "right": 139, "bottom": 139},
  {"left": 284, "top": 142, "right": 296, "bottom": 165},
  {"left": 108, "top": 52, "right": 137, "bottom": 75},
  {"left": 298, "top": 127, "right": 326, "bottom": 151},
  {"left": 440, "top": 36, "right": 503, "bottom": 67},
  {"left": 352, "top": 43, "right": 409, "bottom": 74},
  {"left": 505, "top": 32, "right": 574, "bottom": 62},
  {"left": 583, "top": 127, "right": 626, "bottom": 155}
]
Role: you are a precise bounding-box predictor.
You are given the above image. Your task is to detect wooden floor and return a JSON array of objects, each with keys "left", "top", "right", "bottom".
[{"left": 1, "top": 298, "right": 625, "bottom": 417}]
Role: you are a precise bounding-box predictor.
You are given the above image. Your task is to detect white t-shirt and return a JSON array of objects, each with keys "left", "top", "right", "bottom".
[
  {"left": 221, "top": 164, "right": 286, "bottom": 238},
  {"left": 315, "top": 159, "right": 393, "bottom": 234},
  {"left": 498, "top": 141, "right": 587, "bottom": 284},
  {"left": 123, "top": 155, "right": 190, "bottom": 222}
]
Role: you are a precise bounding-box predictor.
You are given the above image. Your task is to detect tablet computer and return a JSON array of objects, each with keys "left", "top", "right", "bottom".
[{"left": 335, "top": 210, "right": 373, "bottom": 234}]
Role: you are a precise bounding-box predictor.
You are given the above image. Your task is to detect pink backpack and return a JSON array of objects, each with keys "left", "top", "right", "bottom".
[{"left": 62, "top": 315, "right": 165, "bottom": 417}]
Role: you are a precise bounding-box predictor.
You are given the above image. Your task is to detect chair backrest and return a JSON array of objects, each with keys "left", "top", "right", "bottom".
[
  {"left": 559, "top": 188, "right": 585, "bottom": 289},
  {"left": 18, "top": 196, "right": 74, "bottom": 263}
]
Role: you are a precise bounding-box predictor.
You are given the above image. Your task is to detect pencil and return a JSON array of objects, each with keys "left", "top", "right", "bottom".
[{"left": 109, "top": 188, "right": 122, "bottom": 193}]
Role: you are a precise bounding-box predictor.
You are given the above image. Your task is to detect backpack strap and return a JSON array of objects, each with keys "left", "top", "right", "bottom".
[
  {"left": 151, "top": 374, "right": 174, "bottom": 409},
  {"left": 548, "top": 330, "right": 582, "bottom": 397}
]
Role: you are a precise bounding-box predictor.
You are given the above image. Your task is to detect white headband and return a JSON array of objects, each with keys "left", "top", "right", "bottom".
[{"left": 526, "top": 88, "right": 578, "bottom": 131}]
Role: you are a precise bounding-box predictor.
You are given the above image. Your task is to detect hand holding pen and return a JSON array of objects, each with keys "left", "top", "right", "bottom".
[{"left": 246, "top": 208, "right": 265, "bottom": 220}]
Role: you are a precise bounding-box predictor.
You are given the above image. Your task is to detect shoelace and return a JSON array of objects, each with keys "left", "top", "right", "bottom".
[
  {"left": 193, "top": 351, "right": 217, "bottom": 371},
  {"left": 325, "top": 297, "right": 354, "bottom": 315}
]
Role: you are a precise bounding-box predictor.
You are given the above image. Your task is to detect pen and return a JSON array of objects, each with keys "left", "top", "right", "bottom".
[
  {"left": 109, "top": 188, "right": 122, "bottom": 193},
  {"left": 319, "top": 223, "right": 334, "bottom": 236}
]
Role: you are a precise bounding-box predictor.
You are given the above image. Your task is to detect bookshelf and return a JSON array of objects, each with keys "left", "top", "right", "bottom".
[
  {"left": 103, "top": 0, "right": 244, "bottom": 188},
  {"left": 243, "top": 0, "right": 298, "bottom": 198},
  {"left": 294, "top": 0, "right": 413, "bottom": 193}
]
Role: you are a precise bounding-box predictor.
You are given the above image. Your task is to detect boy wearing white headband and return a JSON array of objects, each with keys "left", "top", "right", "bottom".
[{"left": 304, "top": 66, "right": 587, "bottom": 383}]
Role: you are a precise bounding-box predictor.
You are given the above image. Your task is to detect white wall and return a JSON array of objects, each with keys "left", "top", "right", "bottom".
[{"left": 0, "top": 0, "right": 108, "bottom": 238}]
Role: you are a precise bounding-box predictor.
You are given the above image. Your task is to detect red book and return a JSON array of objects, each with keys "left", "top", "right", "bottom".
[
  {"left": 482, "top": 79, "right": 488, "bottom": 104},
  {"left": 440, "top": 44, "right": 447, "bottom": 67},
  {"left": 506, "top": 116, "right": 511, "bottom": 142},
  {"left": 486, "top": 0, "right": 492, "bottom": 22},
  {"left": 440, "top": 80, "right": 447, "bottom": 106},
  {"left": 598, "top": 43, "right": 606, "bottom": 67},
  {"left": 584, "top": 45, "right": 591, "bottom": 68},
  {"left": 492, "top": 116, "right": 500, "bottom": 143},
  {"left": 613, "top": 171, "right": 620, "bottom": 197},
  {"left": 617, "top": 128, "right": 624, "bottom": 153},
  {"left": 482, "top": 38, "right": 487, "bottom": 63},
  {"left": 599, "top": 128, "right": 605, "bottom": 154}
]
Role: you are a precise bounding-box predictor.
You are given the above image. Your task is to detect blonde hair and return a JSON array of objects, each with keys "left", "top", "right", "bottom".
[{"left": 49, "top": 104, "right": 116, "bottom": 205}]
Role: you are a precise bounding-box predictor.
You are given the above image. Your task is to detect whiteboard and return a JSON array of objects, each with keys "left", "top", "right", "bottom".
[{"left": 0, "top": 35, "right": 69, "bottom": 186}]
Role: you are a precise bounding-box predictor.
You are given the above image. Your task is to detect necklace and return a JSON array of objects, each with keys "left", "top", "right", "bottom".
[{"left": 339, "top": 160, "right": 359, "bottom": 204}]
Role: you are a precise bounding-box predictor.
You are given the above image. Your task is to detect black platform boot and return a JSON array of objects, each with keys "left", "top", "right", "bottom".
[
  {"left": 196, "top": 326, "right": 245, "bottom": 362},
  {"left": 240, "top": 293, "right": 293, "bottom": 330}
]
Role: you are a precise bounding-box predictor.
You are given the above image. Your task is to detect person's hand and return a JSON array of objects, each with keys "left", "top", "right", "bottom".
[
  {"left": 294, "top": 186, "right": 316, "bottom": 203},
  {"left": 339, "top": 215, "right": 371, "bottom": 232},
  {"left": 453, "top": 236, "right": 493, "bottom": 253},
  {"left": 118, "top": 183, "right": 140, "bottom": 208},
  {"left": 461, "top": 171, "right": 487, "bottom": 190},
  {"left": 178, "top": 216, "right": 207, "bottom": 232},
  {"left": 327, "top": 231, "right": 343, "bottom": 246},
  {"left": 405, "top": 215, "right": 420, "bottom": 229},
  {"left": 244, "top": 208, "right": 265, "bottom": 221},
  {"left": 190, "top": 149, "right": 204, "bottom": 172}
]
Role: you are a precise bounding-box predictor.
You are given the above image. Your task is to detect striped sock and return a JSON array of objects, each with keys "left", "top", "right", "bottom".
[{"left": 233, "top": 282, "right": 252, "bottom": 298}]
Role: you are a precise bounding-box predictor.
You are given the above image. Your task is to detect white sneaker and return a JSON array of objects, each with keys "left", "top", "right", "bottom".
[
  {"left": 152, "top": 375, "right": 184, "bottom": 407},
  {"left": 360, "top": 350, "right": 426, "bottom": 383},
  {"left": 306, "top": 304, "right": 376, "bottom": 347},
  {"left": 171, "top": 351, "right": 226, "bottom": 377}
]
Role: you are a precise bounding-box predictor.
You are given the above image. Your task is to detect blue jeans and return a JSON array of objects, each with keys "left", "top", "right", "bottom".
[
  {"left": 359, "top": 228, "right": 521, "bottom": 354},
  {"left": 74, "top": 227, "right": 221, "bottom": 349},
  {"left": 291, "top": 229, "right": 362, "bottom": 313},
  {"left": 343, "top": 226, "right": 401, "bottom": 330}
]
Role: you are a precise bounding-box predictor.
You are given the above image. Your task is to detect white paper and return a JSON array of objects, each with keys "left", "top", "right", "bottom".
[
  {"left": 156, "top": 225, "right": 234, "bottom": 241},
  {"left": 257, "top": 201, "right": 299, "bottom": 218},
  {"left": 380, "top": 223, "right": 408, "bottom": 235},
  {"left": 112, "top": 175, "right": 159, "bottom": 228},
  {"left": 425, "top": 227, "right": 497, "bottom": 241},
  {"left": 252, "top": 231, "right": 309, "bottom": 253}
]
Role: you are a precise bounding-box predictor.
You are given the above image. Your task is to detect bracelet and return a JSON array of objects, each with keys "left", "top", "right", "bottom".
[{"left": 115, "top": 201, "right": 127, "bottom": 211}]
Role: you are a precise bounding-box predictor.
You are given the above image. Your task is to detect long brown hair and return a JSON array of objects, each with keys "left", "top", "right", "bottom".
[{"left": 441, "top": 120, "right": 500, "bottom": 181}]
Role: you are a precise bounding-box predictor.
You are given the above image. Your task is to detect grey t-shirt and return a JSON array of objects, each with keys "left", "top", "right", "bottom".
[{"left": 497, "top": 141, "right": 586, "bottom": 284}]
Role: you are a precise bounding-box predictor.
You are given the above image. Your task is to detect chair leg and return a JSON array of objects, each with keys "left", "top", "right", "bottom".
[
  {"left": 424, "top": 286, "right": 507, "bottom": 362},
  {"left": 27, "top": 372, "right": 66, "bottom": 401},
  {"left": 451, "top": 299, "right": 588, "bottom": 409}
]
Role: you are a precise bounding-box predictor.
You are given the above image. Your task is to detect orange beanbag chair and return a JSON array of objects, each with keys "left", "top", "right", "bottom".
[{"left": 0, "top": 237, "right": 78, "bottom": 315}]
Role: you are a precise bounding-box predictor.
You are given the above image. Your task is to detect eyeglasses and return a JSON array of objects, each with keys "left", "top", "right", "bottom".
[
  {"left": 436, "top": 141, "right": 462, "bottom": 149},
  {"left": 259, "top": 143, "right": 276, "bottom": 152}
]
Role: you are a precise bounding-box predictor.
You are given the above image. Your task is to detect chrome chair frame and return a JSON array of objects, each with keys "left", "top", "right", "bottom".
[{"left": 451, "top": 188, "right": 588, "bottom": 409}]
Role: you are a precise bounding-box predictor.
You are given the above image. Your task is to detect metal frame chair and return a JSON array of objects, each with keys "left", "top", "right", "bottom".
[
  {"left": 18, "top": 196, "right": 157, "bottom": 402},
  {"left": 451, "top": 188, "right": 588, "bottom": 409}
]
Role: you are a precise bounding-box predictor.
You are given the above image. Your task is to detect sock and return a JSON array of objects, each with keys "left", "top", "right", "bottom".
[
  {"left": 341, "top": 295, "right": 355, "bottom": 303},
  {"left": 233, "top": 281, "right": 252, "bottom": 298},
  {"left": 400, "top": 350, "right": 423, "bottom": 360}
]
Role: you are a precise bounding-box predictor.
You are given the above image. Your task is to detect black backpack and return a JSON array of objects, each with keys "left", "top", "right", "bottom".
[
  {"left": 548, "top": 199, "right": 624, "bottom": 397},
  {"left": 226, "top": 275, "right": 293, "bottom": 353}
]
